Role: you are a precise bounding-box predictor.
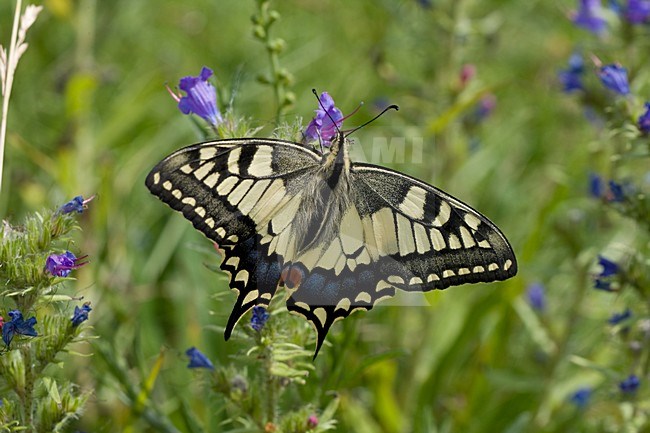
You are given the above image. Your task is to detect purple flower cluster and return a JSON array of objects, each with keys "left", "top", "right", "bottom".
[
  {"left": 251, "top": 306, "right": 270, "bottom": 332},
  {"left": 598, "top": 64, "right": 630, "bottom": 95},
  {"left": 624, "top": 0, "right": 650, "bottom": 23},
  {"left": 304, "top": 92, "right": 344, "bottom": 147},
  {"left": 559, "top": 52, "right": 585, "bottom": 93},
  {"left": 171, "top": 67, "right": 223, "bottom": 128},
  {"left": 2, "top": 310, "right": 37, "bottom": 347},
  {"left": 619, "top": 374, "right": 640, "bottom": 393},
  {"left": 608, "top": 308, "right": 632, "bottom": 325},
  {"left": 45, "top": 251, "right": 88, "bottom": 277},
  {"left": 71, "top": 303, "right": 92, "bottom": 327},
  {"left": 572, "top": 0, "right": 608, "bottom": 34},
  {"left": 637, "top": 103, "right": 650, "bottom": 134},
  {"left": 589, "top": 173, "right": 626, "bottom": 202},
  {"left": 186, "top": 347, "right": 214, "bottom": 370},
  {"left": 526, "top": 283, "right": 546, "bottom": 311},
  {"left": 57, "top": 195, "right": 94, "bottom": 215},
  {"left": 572, "top": 0, "right": 650, "bottom": 31},
  {"left": 569, "top": 387, "right": 592, "bottom": 408},
  {"left": 594, "top": 255, "right": 619, "bottom": 291}
]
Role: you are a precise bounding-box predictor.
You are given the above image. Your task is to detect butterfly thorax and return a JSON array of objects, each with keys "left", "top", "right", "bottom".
[{"left": 291, "top": 133, "right": 352, "bottom": 255}]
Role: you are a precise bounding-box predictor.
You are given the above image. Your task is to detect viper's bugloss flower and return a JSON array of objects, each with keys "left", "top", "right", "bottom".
[
  {"left": 608, "top": 308, "right": 632, "bottom": 325},
  {"left": 2, "top": 310, "right": 37, "bottom": 347},
  {"left": 526, "top": 283, "right": 546, "bottom": 311},
  {"left": 251, "top": 306, "right": 270, "bottom": 332},
  {"left": 175, "top": 66, "right": 223, "bottom": 127},
  {"left": 625, "top": 0, "right": 650, "bottom": 23},
  {"left": 637, "top": 103, "right": 650, "bottom": 134},
  {"left": 599, "top": 64, "right": 630, "bottom": 95},
  {"left": 304, "top": 92, "right": 344, "bottom": 146},
  {"left": 572, "top": 0, "right": 608, "bottom": 33},
  {"left": 559, "top": 52, "right": 585, "bottom": 93},
  {"left": 307, "top": 414, "right": 319, "bottom": 429},
  {"left": 589, "top": 173, "right": 604, "bottom": 197},
  {"left": 598, "top": 255, "right": 619, "bottom": 277},
  {"left": 474, "top": 94, "right": 497, "bottom": 120},
  {"left": 594, "top": 255, "right": 619, "bottom": 291},
  {"left": 57, "top": 195, "right": 94, "bottom": 214},
  {"left": 589, "top": 174, "right": 627, "bottom": 202},
  {"left": 608, "top": 180, "right": 625, "bottom": 202},
  {"left": 569, "top": 387, "right": 592, "bottom": 408},
  {"left": 609, "top": 0, "right": 624, "bottom": 14},
  {"left": 186, "top": 347, "right": 214, "bottom": 370},
  {"left": 45, "top": 251, "right": 88, "bottom": 277},
  {"left": 619, "top": 374, "right": 640, "bottom": 393},
  {"left": 71, "top": 303, "right": 92, "bottom": 327},
  {"left": 459, "top": 64, "right": 476, "bottom": 87}
]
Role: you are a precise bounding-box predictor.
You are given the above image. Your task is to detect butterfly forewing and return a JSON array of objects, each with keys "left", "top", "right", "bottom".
[{"left": 146, "top": 139, "right": 321, "bottom": 337}]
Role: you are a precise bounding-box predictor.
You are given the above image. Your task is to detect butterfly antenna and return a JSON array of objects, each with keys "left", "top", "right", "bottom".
[{"left": 345, "top": 104, "right": 399, "bottom": 137}]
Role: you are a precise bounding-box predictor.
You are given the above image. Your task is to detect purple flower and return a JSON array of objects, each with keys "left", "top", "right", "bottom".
[
  {"left": 57, "top": 195, "right": 94, "bottom": 214},
  {"left": 559, "top": 52, "right": 585, "bottom": 93},
  {"left": 569, "top": 387, "right": 592, "bottom": 408},
  {"left": 307, "top": 414, "right": 319, "bottom": 429},
  {"left": 176, "top": 67, "right": 222, "bottom": 127},
  {"left": 608, "top": 308, "right": 632, "bottom": 325},
  {"left": 589, "top": 173, "right": 604, "bottom": 197},
  {"left": 619, "top": 374, "right": 640, "bottom": 393},
  {"left": 598, "top": 255, "right": 619, "bottom": 277},
  {"left": 610, "top": 0, "right": 624, "bottom": 14},
  {"left": 637, "top": 103, "right": 650, "bottom": 134},
  {"left": 572, "top": 0, "right": 608, "bottom": 33},
  {"left": 251, "top": 306, "right": 269, "bottom": 332},
  {"left": 608, "top": 180, "right": 625, "bottom": 202},
  {"left": 71, "top": 303, "right": 92, "bottom": 327},
  {"left": 304, "top": 92, "right": 344, "bottom": 146},
  {"left": 594, "top": 279, "right": 613, "bottom": 291},
  {"left": 599, "top": 64, "right": 630, "bottom": 95},
  {"left": 589, "top": 174, "right": 627, "bottom": 201},
  {"left": 475, "top": 94, "right": 497, "bottom": 120},
  {"left": 45, "top": 251, "right": 88, "bottom": 277},
  {"left": 459, "top": 64, "right": 476, "bottom": 87},
  {"left": 2, "top": 310, "right": 37, "bottom": 347},
  {"left": 594, "top": 255, "right": 619, "bottom": 291},
  {"left": 526, "top": 283, "right": 546, "bottom": 311},
  {"left": 186, "top": 347, "right": 214, "bottom": 370},
  {"left": 625, "top": 0, "right": 650, "bottom": 23}
]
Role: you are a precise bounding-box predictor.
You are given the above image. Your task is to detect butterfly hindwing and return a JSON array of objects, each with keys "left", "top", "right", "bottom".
[{"left": 146, "top": 139, "right": 321, "bottom": 338}]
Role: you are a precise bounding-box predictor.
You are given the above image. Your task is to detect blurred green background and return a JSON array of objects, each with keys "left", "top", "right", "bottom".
[{"left": 1, "top": 0, "right": 641, "bottom": 431}]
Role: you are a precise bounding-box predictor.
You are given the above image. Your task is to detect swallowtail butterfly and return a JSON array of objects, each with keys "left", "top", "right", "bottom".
[{"left": 146, "top": 126, "right": 517, "bottom": 356}]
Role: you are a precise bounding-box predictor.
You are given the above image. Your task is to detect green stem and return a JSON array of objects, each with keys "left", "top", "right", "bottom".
[
  {"left": 74, "top": 0, "right": 97, "bottom": 191},
  {"left": 0, "top": 0, "right": 23, "bottom": 201},
  {"left": 253, "top": 0, "right": 292, "bottom": 124},
  {"left": 262, "top": 339, "right": 278, "bottom": 426},
  {"left": 21, "top": 345, "right": 34, "bottom": 427}
]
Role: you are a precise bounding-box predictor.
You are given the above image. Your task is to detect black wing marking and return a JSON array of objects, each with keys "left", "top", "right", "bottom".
[{"left": 145, "top": 138, "right": 320, "bottom": 338}]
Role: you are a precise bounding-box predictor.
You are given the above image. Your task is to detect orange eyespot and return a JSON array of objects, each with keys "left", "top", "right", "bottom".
[{"left": 280, "top": 265, "right": 304, "bottom": 289}]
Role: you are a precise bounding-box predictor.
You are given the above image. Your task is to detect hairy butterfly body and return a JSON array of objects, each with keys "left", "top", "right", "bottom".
[{"left": 146, "top": 132, "right": 517, "bottom": 356}]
